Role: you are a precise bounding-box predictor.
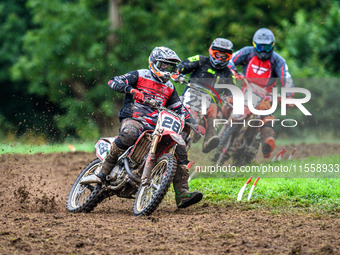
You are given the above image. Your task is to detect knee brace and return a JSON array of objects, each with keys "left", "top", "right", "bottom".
[{"left": 115, "top": 123, "right": 142, "bottom": 149}]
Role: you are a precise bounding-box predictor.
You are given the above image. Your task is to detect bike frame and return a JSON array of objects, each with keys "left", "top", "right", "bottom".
[{"left": 139, "top": 101, "right": 185, "bottom": 185}]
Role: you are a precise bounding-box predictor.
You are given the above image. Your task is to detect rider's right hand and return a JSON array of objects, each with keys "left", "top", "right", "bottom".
[
  {"left": 130, "top": 89, "right": 145, "bottom": 102},
  {"left": 231, "top": 69, "right": 245, "bottom": 81},
  {"left": 234, "top": 73, "right": 244, "bottom": 81},
  {"left": 171, "top": 71, "right": 187, "bottom": 84}
]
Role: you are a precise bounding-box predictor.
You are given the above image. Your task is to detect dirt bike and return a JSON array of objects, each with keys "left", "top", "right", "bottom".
[
  {"left": 66, "top": 98, "right": 199, "bottom": 216},
  {"left": 213, "top": 79, "right": 271, "bottom": 166}
]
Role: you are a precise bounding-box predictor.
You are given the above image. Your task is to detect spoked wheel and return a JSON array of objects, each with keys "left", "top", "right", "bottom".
[
  {"left": 133, "top": 153, "right": 177, "bottom": 216},
  {"left": 66, "top": 158, "right": 105, "bottom": 213}
]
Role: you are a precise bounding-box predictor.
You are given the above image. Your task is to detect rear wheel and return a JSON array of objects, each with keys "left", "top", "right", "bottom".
[
  {"left": 66, "top": 158, "right": 106, "bottom": 213},
  {"left": 133, "top": 153, "right": 177, "bottom": 216}
]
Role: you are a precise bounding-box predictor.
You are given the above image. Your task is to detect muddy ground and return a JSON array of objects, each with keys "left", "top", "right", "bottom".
[{"left": 0, "top": 143, "right": 339, "bottom": 254}]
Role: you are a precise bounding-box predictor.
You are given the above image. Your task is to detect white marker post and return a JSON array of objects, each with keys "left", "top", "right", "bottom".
[
  {"left": 271, "top": 147, "right": 286, "bottom": 162},
  {"left": 188, "top": 164, "right": 199, "bottom": 182},
  {"left": 288, "top": 148, "right": 297, "bottom": 160},
  {"left": 247, "top": 177, "right": 260, "bottom": 201},
  {"left": 237, "top": 177, "right": 253, "bottom": 201}
]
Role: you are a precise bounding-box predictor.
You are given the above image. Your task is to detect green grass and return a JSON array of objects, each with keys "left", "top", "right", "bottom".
[
  {"left": 2, "top": 135, "right": 338, "bottom": 155},
  {"left": 187, "top": 152, "right": 339, "bottom": 213},
  {"left": 192, "top": 154, "right": 340, "bottom": 178},
  {"left": 0, "top": 142, "right": 96, "bottom": 154},
  {"left": 186, "top": 138, "right": 339, "bottom": 213},
  {"left": 189, "top": 177, "right": 340, "bottom": 214}
]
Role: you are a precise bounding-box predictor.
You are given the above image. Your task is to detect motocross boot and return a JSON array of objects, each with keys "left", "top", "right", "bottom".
[
  {"left": 202, "top": 118, "right": 220, "bottom": 153},
  {"left": 261, "top": 126, "right": 275, "bottom": 158},
  {"left": 80, "top": 142, "right": 125, "bottom": 184},
  {"left": 173, "top": 164, "right": 203, "bottom": 208}
]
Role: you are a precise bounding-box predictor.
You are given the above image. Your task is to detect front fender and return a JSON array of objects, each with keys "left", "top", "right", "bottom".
[{"left": 160, "top": 130, "right": 186, "bottom": 146}]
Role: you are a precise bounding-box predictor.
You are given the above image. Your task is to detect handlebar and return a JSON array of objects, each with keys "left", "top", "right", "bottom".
[
  {"left": 178, "top": 75, "right": 188, "bottom": 85},
  {"left": 144, "top": 98, "right": 184, "bottom": 121},
  {"left": 171, "top": 73, "right": 188, "bottom": 84},
  {"left": 185, "top": 122, "right": 204, "bottom": 137},
  {"left": 144, "top": 98, "right": 203, "bottom": 136},
  {"left": 144, "top": 98, "right": 162, "bottom": 108},
  {"left": 172, "top": 74, "right": 214, "bottom": 97}
]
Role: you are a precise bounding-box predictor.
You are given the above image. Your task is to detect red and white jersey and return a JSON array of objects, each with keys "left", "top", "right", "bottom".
[
  {"left": 228, "top": 46, "right": 293, "bottom": 94},
  {"left": 108, "top": 69, "right": 190, "bottom": 127}
]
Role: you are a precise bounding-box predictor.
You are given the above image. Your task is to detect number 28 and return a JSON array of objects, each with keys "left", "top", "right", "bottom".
[{"left": 162, "top": 116, "right": 181, "bottom": 133}]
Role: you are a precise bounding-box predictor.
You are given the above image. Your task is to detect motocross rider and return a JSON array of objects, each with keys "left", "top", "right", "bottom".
[
  {"left": 227, "top": 28, "right": 294, "bottom": 158},
  {"left": 81, "top": 47, "right": 204, "bottom": 209},
  {"left": 174, "top": 38, "right": 235, "bottom": 153}
]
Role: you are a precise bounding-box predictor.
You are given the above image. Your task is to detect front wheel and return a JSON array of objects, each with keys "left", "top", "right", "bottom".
[
  {"left": 133, "top": 153, "right": 177, "bottom": 216},
  {"left": 66, "top": 158, "right": 106, "bottom": 213}
]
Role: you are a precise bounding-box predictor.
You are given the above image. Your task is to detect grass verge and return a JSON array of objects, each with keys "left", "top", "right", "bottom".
[
  {"left": 189, "top": 178, "right": 340, "bottom": 213},
  {"left": 0, "top": 142, "right": 95, "bottom": 154}
]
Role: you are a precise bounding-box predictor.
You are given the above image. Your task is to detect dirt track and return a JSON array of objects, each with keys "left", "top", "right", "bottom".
[{"left": 0, "top": 143, "right": 339, "bottom": 254}]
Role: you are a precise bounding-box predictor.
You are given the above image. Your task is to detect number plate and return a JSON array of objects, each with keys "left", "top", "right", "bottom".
[
  {"left": 160, "top": 112, "right": 182, "bottom": 134},
  {"left": 95, "top": 137, "right": 116, "bottom": 160}
]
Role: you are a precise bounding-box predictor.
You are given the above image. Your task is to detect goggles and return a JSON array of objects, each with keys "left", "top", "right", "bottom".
[
  {"left": 253, "top": 42, "right": 275, "bottom": 52},
  {"left": 209, "top": 48, "right": 232, "bottom": 61},
  {"left": 155, "top": 60, "right": 178, "bottom": 73}
]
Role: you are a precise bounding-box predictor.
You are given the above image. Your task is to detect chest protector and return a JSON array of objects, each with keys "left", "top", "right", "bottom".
[{"left": 245, "top": 55, "right": 272, "bottom": 87}]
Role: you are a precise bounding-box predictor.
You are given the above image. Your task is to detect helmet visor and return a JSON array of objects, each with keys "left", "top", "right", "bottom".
[
  {"left": 156, "top": 60, "right": 178, "bottom": 73},
  {"left": 253, "top": 42, "right": 274, "bottom": 52}
]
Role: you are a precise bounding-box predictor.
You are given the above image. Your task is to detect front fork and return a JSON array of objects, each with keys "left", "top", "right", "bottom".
[
  {"left": 141, "top": 133, "right": 159, "bottom": 185},
  {"left": 141, "top": 132, "right": 178, "bottom": 186}
]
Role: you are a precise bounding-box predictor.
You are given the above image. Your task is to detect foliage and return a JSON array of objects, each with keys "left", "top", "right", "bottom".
[
  {"left": 275, "top": 2, "right": 340, "bottom": 137},
  {"left": 0, "top": 0, "right": 339, "bottom": 141},
  {"left": 0, "top": 0, "right": 33, "bottom": 138},
  {"left": 11, "top": 0, "right": 117, "bottom": 140}
]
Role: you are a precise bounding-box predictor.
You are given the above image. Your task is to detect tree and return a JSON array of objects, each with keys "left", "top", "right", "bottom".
[
  {"left": 276, "top": 2, "right": 340, "bottom": 136},
  {"left": 0, "top": 0, "right": 47, "bottom": 139},
  {"left": 4, "top": 0, "right": 337, "bottom": 141},
  {"left": 11, "top": 0, "right": 119, "bottom": 140}
]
